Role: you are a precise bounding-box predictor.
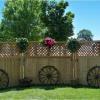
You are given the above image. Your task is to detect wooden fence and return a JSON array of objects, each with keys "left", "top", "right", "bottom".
[{"left": 0, "top": 41, "right": 100, "bottom": 87}]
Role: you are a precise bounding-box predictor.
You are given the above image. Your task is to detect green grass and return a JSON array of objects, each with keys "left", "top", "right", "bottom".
[{"left": 0, "top": 86, "right": 100, "bottom": 100}]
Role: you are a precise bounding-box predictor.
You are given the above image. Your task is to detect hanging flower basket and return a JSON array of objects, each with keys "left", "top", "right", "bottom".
[
  {"left": 43, "top": 37, "right": 56, "bottom": 49},
  {"left": 16, "top": 38, "right": 28, "bottom": 53},
  {"left": 67, "top": 38, "right": 81, "bottom": 53}
]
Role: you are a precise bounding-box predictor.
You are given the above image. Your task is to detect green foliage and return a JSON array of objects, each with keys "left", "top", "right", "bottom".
[
  {"left": 28, "top": 26, "right": 45, "bottom": 42},
  {"left": 0, "top": 21, "right": 15, "bottom": 42},
  {"left": 41, "top": 0, "right": 74, "bottom": 41},
  {"left": 1, "top": 0, "right": 43, "bottom": 41},
  {"left": 77, "top": 29, "right": 93, "bottom": 41},
  {"left": 16, "top": 38, "right": 28, "bottom": 53},
  {"left": 67, "top": 38, "right": 81, "bottom": 53}
]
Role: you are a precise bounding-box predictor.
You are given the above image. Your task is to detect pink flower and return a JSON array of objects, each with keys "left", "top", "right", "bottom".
[{"left": 44, "top": 37, "right": 56, "bottom": 48}]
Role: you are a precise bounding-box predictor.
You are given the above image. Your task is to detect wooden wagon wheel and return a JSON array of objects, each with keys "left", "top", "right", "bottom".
[
  {"left": 0, "top": 69, "right": 9, "bottom": 89},
  {"left": 87, "top": 66, "right": 100, "bottom": 87},
  {"left": 39, "top": 66, "right": 59, "bottom": 85}
]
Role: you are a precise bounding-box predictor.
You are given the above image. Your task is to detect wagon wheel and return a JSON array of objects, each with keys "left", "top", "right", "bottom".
[
  {"left": 87, "top": 66, "right": 100, "bottom": 87},
  {"left": 0, "top": 69, "right": 9, "bottom": 89},
  {"left": 39, "top": 66, "right": 59, "bottom": 85}
]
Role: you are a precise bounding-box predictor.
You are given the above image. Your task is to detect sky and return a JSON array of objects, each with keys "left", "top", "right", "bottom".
[{"left": 0, "top": 0, "right": 100, "bottom": 40}]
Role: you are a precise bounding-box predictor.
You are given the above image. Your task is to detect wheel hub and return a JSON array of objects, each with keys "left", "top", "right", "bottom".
[{"left": 46, "top": 74, "right": 52, "bottom": 79}]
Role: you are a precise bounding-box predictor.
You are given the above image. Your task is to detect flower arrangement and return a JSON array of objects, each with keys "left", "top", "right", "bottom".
[
  {"left": 43, "top": 37, "right": 56, "bottom": 48},
  {"left": 16, "top": 38, "right": 28, "bottom": 53},
  {"left": 67, "top": 38, "right": 81, "bottom": 53}
]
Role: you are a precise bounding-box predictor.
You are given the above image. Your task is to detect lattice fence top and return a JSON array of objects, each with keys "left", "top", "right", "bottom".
[
  {"left": 0, "top": 41, "right": 100, "bottom": 57},
  {"left": 0, "top": 43, "right": 19, "bottom": 57},
  {"left": 27, "top": 42, "right": 71, "bottom": 57}
]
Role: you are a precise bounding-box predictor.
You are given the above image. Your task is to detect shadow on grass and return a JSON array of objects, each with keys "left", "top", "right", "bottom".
[
  {"left": 0, "top": 87, "right": 17, "bottom": 93},
  {"left": 12, "top": 84, "right": 100, "bottom": 90},
  {"left": 0, "top": 84, "right": 100, "bottom": 93},
  {"left": 16, "top": 85, "right": 57, "bottom": 91}
]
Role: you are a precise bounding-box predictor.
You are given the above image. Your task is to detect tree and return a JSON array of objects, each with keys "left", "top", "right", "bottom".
[
  {"left": 41, "top": 0, "right": 74, "bottom": 41},
  {"left": 2, "top": 0, "right": 43, "bottom": 40},
  {"left": 77, "top": 29, "right": 93, "bottom": 41}
]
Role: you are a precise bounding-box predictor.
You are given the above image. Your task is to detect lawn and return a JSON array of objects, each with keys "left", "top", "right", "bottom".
[{"left": 0, "top": 86, "right": 100, "bottom": 100}]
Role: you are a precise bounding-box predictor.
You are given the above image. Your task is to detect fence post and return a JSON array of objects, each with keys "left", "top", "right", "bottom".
[
  {"left": 20, "top": 53, "right": 25, "bottom": 79},
  {"left": 71, "top": 52, "right": 79, "bottom": 86}
]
